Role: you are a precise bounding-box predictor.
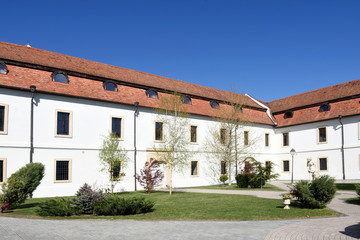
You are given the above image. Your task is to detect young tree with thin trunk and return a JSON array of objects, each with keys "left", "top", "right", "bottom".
[{"left": 153, "top": 93, "right": 191, "bottom": 195}]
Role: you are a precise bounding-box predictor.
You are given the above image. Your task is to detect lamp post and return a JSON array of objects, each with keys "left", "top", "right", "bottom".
[{"left": 290, "top": 148, "right": 296, "bottom": 184}]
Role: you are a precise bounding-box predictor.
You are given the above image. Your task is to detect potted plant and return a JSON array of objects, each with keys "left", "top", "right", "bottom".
[{"left": 282, "top": 193, "right": 292, "bottom": 209}]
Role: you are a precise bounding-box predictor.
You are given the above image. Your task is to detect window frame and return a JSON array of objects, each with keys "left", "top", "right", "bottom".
[
  {"left": 54, "top": 159, "right": 72, "bottom": 183},
  {"left": 317, "top": 126, "right": 327, "bottom": 144},
  {"left": 282, "top": 160, "right": 290, "bottom": 173},
  {"left": 220, "top": 128, "right": 227, "bottom": 145},
  {"left": 110, "top": 116, "right": 124, "bottom": 140},
  {"left": 319, "top": 103, "right": 331, "bottom": 112},
  {"left": 146, "top": 89, "right": 159, "bottom": 99},
  {"left": 244, "top": 131, "right": 249, "bottom": 146},
  {"left": 190, "top": 125, "right": 198, "bottom": 144},
  {"left": 55, "top": 110, "right": 73, "bottom": 138},
  {"left": 318, "top": 157, "right": 328, "bottom": 172},
  {"left": 220, "top": 160, "right": 227, "bottom": 175},
  {"left": 0, "top": 158, "right": 7, "bottom": 184},
  {"left": 182, "top": 95, "right": 192, "bottom": 105},
  {"left": 190, "top": 160, "right": 199, "bottom": 177},
  {"left": 51, "top": 71, "right": 69, "bottom": 84},
  {"left": 154, "top": 121, "right": 164, "bottom": 142},
  {"left": 0, "top": 103, "right": 9, "bottom": 135},
  {"left": 282, "top": 132, "right": 290, "bottom": 147},
  {"left": 284, "top": 111, "right": 294, "bottom": 119},
  {"left": 110, "top": 161, "right": 124, "bottom": 181},
  {"left": 265, "top": 133, "right": 270, "bottom": 147},
  {"left": 210, "top": 100, "right": 219, "bottom": 109},
  {"left": 103, "top": 81, "right": 118, "bottom": 92},
  {"left": 0, "top": 61, "right": 9, "bottom": 75}
]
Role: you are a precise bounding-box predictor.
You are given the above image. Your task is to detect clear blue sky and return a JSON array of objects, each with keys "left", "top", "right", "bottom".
[{"left": 2, "top": 0, "right": 360, "bottom": 101}]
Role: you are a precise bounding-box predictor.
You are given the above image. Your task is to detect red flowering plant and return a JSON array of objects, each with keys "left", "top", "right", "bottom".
[
  {"left": 1, "top": 202, "right": 10, "bottom": 213},
  {"left": 135, "top": 158, "right": 164, "bottom": 194}
]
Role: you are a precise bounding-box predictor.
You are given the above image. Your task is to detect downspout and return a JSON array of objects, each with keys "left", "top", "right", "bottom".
[
  {"left": 29, "top": 85, "right": 36, "bottom": 163},
  {"left": 134, "top": 102, "right": 139, "bottom": 191},
  {"left": 338, "top": 115, "right": 345, "bottom": 180},
  {"left": 245, "top": 94, "right": 277, "bottom": 125}
]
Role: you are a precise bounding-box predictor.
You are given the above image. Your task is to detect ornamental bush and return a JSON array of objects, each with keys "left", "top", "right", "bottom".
[
  {"left": 135, "top": 159, "right": 164, "bottom": 194},
  {"left": 355, "top": 184, "right": 360, "bottom": 198},
  {"left": 219, "top": 174, "right": 228, "bottom": 185},
  {"left": 290, "top": 175, "right": 336, "bottom": 208},
  {"left": 70, "top": 183, "right": 107, "bottom": 215},
  {"left": 36, "top": 198, "right": 72, "bottom": 217},
  {"left": 93, "top": 196, "right": 154, "bottom": 216}
]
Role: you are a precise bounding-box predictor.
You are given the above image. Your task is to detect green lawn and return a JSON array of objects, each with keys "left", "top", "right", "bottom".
[
  {"left": 2, "top": 191, "right": 340, "bottom": 220},
  {"left": 185, "top": 182, "right": 284, "bottom": 191}
]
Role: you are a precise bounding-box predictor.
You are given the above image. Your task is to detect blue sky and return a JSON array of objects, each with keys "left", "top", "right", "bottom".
[{"left": 2, "top": 0, "right": 360, "bottom": 101}]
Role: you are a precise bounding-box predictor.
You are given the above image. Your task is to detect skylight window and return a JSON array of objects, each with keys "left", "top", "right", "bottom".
[
  {"left": 210, "top": 100, "right": 219, "bottom": 109},
  {"left": 319, "top": 103, "right": 331, "bottom": 112},
  {"left": 284, "top": 111, "right": 294, "bottom": 119},
  {"left": 104, "top": 81, "right": 117, "bottom": 92},
  {"left": 183, "top": 96, "right": 192, "bottom": 105},
  {"left": 146, "top": 89, "right": 158, "bottom": 99},
  {"left": 0, "top": 62, "right": 8, "bottom": 75},
  {"left": 52, "top": 71, "right": 69, "bottom": 83}
]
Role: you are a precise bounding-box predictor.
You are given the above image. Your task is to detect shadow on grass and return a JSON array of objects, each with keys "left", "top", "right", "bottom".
[{"left": 17, "top": 202, "right": 41, "bottom": 209}]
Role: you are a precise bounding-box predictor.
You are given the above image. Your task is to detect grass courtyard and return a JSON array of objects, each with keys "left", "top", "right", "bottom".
[
  {"left": 186, "top": 182, "right": 284, "bottom": 191},
  {"left": 2, "top": 191, "right": 340, "bottom": 220}
]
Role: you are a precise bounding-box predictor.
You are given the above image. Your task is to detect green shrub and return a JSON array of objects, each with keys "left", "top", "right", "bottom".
[
  {"left": 355, "top": 184, "right": 360, "bottom": 197},
  {"left": 1, "top": 175, "right": 27, "bottom": 208},
  {"left": 290, "top": 175, "right": 336, "bottom": 208},
  {"left": 36, "top": 198, "right": 72, "bottom": 216},
  {"left": 70, "top": 183, "right": 107, "bottom": 214},
  {"left": 94, "top": 196, "right": 154, "bottom": 216},
  {"left": 219, "top": 174, "right": 228, "bottom": 185}
]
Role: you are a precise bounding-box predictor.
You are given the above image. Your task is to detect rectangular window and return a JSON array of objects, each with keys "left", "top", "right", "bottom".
[
  {"left": 112, "top": 117, "right": 122, "bottom": 138},
  {"left": 111, "top": 162, "right": 121, "bottom": 180},
  {"left": 155, "top": 122, "right": 163, "bottom": 141},
  {"left": 55, "top": 110, "right": 72, "bottom": 137},
  {"left": 282, "top": 160, "right": 290, "bottom": 172},
  {"left": 190, "top": 125, "right": 197, "bottom": 143},
  {"left": 265, "top": 161, "right": 271, "bottom": 175},
  {"left": 220, "top": 128, "right": 226, "bottom": 145},
  {"left": 221, "top": 161, "right": 227, "bottom": 174},
  {"left": 319, "top": 157, "right": 328, "bottom": 171},
  {"left": 55, "top": 159, "right": 71, "bottom": 182},
  {"left": 244, "top": 131, "right": 249, "bottom": 146},
  {"left": 265, "top": 133, "right": 269, "bottom": 147},
  {"left": 0, "top": 159, "right": 6, "bottom": 183},
  {"left": 318, "top": 127, "right": 327, "bottom": 143},
  {"left": 282, "top": 132, "right": 289, "bottom": 146},
  {"left": 0, "top": 104, "right": 8, "bottom": 134},
  {"left": 191, "top": 161, "right": 198, "bottom": 176}
]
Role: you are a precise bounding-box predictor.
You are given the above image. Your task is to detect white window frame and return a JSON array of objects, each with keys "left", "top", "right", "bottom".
[
  {"left": 0, "top": 158, "right": 7, "bottom": 184},
  {"left": 282, "top": 160, "right": 290, "bottom": 173},
  {"left": 54, "top": 159, "right": 72, "bottom": 183},
  {"left": 190, "top": 125, "right": 198, "bottom": 144},
  {"left": 190, "top": 160, "right": 199, "bottom": 177},
  {"left": 318, "top": 157, "right": 328, "bottom": 172},
  {"left": 54, "top": 109, "right": 73, "bottom": 138},
  {"left": 0, "top": 104, "right": 9, "bottom": 135},
  {"left": 282, "top": 132, "right": 290, "bottom": 147},
  {"left": 317, "top": 126, "right": 327, "bottom": 144},
  {"left": 110, "top": 116, "right": 124, "bottom": 140}
]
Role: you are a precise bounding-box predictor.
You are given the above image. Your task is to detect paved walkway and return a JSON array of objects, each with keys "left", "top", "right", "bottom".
[{"left": 0, "top": 182, "right": 359, "bottom": 239}]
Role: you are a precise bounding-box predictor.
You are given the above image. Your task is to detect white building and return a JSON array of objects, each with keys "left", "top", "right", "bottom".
[{"left": 0, "top": 41, "right": 359, "bottom": 197}]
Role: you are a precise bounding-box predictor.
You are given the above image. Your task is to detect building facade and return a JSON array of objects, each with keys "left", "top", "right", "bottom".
[{"left": 0, "top": 41, "right": 359, "bottom": 197}]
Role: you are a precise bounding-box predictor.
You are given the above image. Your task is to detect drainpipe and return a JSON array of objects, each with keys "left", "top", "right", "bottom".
[
  {"left": 29, "top": 85, "right": 36, "bottom": 163},
  {"left": 134, "top": 102, "right": 139, "bottom": 191},
  {"left": 338, "top": 115, "right": 345, "bottom": 180}
]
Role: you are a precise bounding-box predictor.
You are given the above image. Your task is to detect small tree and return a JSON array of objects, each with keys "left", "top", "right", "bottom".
[
  {"left": 99, "top": 132, "right": 129, "bottom": 193},
  {"left": 250, "top": 161, "right": 279, "bottom": 189},
  {"left": 135, "top": 159, "right": 164, "bottom": 194},
  {"left": 219, "top": 174, "right": 228, "bottom": 185}
]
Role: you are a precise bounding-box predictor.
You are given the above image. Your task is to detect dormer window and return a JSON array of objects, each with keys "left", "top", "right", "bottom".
[
  {"left": 210, "top": 100, "right": 219, "bottom": 109},
  {"left": 0, "top": 62, "right": 8, "bottom": 75},
  {"left": 284, "top": 111, "right": 294, "bottom": 119},
  {"left": 52, "top": 71, "right": 69, "bottom": 83},
  {"left": 146, "top": 89, "right": 158, "bottom": 99},
  {"left": 234, "top": 105, "right": 242, "bottom": 113},
  {"left": 103, "top": 81, "right": 117, "bottom": 92},
  {"left": 319, "top": 103, "right": 331, "bottom": 112},
  {"left": 182, "top": 96, "right": 192, "bottom": 105}
]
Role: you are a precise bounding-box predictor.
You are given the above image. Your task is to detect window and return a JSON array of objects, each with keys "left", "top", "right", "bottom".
[
  {"left": 244, "top": 131, "right": 249, "bottom": 146},
  {"left": 265, "top": 133, "right": 269, "bottom": 147},
  {"left": 55, "top": 159, "right": 71, "bottom": 182},
  {"left": 0, "top": 104, "right": 8, "bottom": 134},
  {"left": 51, "top": 71, "right": 69, "bottom": 83},
  {"left": 282, "top": 160, "right": 290, "bottom": 172},
  {"left": 111, "top": 162, "right": 122, "bottom": 180},
  {"left": 220, "top": 161, "right": 227, "bottom": 174},
  {"left": 190, "top": 125, "right": 197, "bottom": 143},
  {"left": 111, "top": 117, "right": 123, "bottom": 139},
  {"left": 191, "top": 161, "right": 198, "bottom": 176},
  {"left": 282, "top": 132, "right": 289, "bottom": 146},
  {"left": 146, "top": 89, "right": 158, "bottom": 99},
  {"left": 318, "top": 127, "right": 327, "bottom": 143},
  {"left": 183, "top": 96, "right": 192, "bottom": 105},
  {"left": 265, "top": 161, "right": 271, "bottom": 175},
  {"left": 155, "top": 122, "right": 163, "bottom": 141},
  {"left": 319, "top": 157, "right": 328, "bottom": 171},
  {"left": 55, "top": 110, "right": 72, "bottom": 137},
  {"left": 319, "top": 103, "right": 331, "bottom": 112},
  {"left": 0, "top": 159, "right": 6, "bottom": 183},
  {"left": 0, "top": 62, "right": 8, "bottom": 75},
  {"left": 284, "top": 111, "right": 294, "bottom": 119},
  {"left": 210, "top": 100, "right": 219, "bottom": 109},
  {"left": 104, "top": 81, "right": 117, "bottom": 92},
  {"left": 234, "top": 105, "right": 242, "bottom": 113},
  {"left": 220, "top": 128, "right": 226, "bottom": 145}
]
